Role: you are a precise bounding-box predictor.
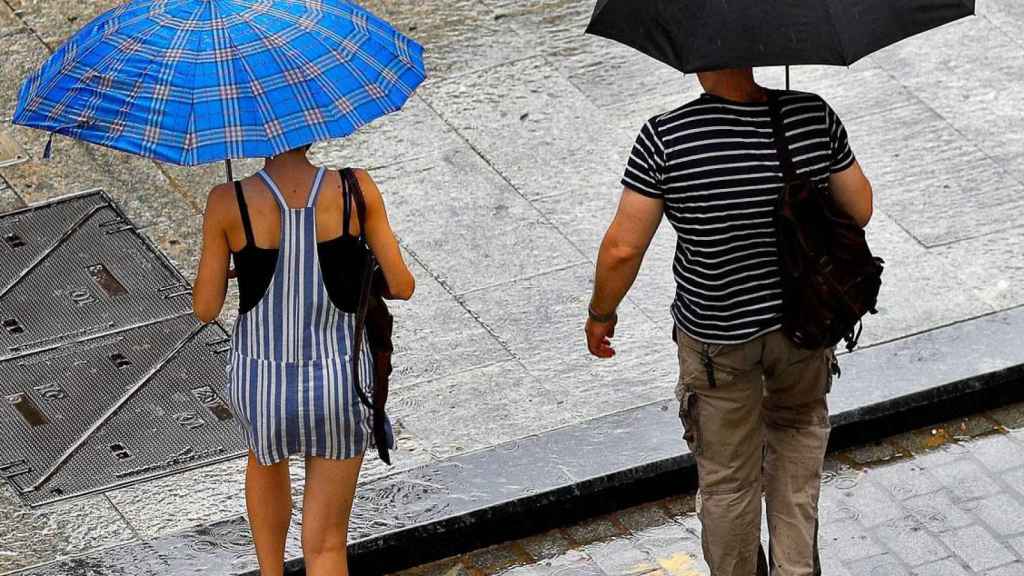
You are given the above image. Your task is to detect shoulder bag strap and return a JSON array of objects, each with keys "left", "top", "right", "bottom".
[
  {"left": 767, "top": 91, "right": 798, "bottom": 183},
  {"left": 342, "top": 168, "right": 377, "bottom": 411}
]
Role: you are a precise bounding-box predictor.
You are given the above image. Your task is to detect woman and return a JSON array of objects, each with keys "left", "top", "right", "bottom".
[{"left": 192, "top": 145, "right": 415, "bottom": 576}]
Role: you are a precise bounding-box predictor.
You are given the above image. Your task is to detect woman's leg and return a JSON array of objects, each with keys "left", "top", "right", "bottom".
[
  {"left": 246, "top": 451, "right": 293, "bottom": 576},
  {"left": 301, "top": 455, "right": 363, "bottom": 576}
]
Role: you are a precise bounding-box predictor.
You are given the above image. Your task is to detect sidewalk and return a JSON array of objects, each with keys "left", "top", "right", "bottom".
[
  {"left": 1, "top": 0, "right": 1024, "bottom": 574},
  {"left": 393, "top": 403, "right": 1024, "bottom": 576}
]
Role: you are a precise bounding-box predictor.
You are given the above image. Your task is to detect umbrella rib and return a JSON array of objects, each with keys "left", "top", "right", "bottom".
[
  {"left": 16, "top": 0, "right": 195, "bottom": 125},
  {"left": 96, "top": 2, "right": 209, "bottom": 155},
  {"left": 243, "top": 1, "right": 422, "bottom": 108},
  {"left": 213, "top": 1, "right": 288, "bottom": 157},
  {"left": 181, "top": 1, "right": 209, "bottom": 166},
  {"left": 237, "top": 11, "right": 341, "bottom": 145},
  {"left": 225, "top": 1, "right": 379, "bottom": 149}
]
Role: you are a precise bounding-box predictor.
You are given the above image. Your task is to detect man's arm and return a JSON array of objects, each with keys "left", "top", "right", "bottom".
[
  {"left": 829, "top": 160, "right": 873, "bottom": 227},
  {"left": 586, "top": 187, "right": 665, "bottom": 358}
]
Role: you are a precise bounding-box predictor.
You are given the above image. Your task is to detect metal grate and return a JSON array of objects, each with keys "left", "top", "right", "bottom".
[{"left": 0, "top": 191, "right": 245, "bottom": 507}]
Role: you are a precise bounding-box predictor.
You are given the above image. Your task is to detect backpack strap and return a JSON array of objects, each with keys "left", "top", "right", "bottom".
[{"left": 768, "top": 91, "right": 799, "bottom": 183}]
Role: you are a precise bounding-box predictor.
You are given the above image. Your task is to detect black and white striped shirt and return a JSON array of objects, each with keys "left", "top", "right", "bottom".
[{"left": 623, "top": 90, "right": 856, "bottom": 344}]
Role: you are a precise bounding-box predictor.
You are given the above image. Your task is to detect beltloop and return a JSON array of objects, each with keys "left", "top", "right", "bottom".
[{"left": 702, "top": 343, "right": 718, "bottom": 388}]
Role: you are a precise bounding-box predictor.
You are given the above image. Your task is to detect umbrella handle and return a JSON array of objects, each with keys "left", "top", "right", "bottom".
[
  {"left": 785, "top": 66, "right": 790, "bottom": 90},
  {"left": 225, "top": 159, "right": 234, "bottom": 183}
]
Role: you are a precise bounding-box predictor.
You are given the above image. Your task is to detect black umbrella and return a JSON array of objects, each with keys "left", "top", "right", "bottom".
[{"left": 586, "top": 0, "right": 975, "bottom": 75}]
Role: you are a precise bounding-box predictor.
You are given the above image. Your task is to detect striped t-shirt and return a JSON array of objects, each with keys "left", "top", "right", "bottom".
[{"left": 623, "top": 90, "right": 856, "bottom": 345}]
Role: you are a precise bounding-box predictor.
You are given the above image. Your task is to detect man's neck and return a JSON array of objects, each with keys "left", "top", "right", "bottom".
[{"left": 698, "top": 70, "right": 768, "bottom": 103}]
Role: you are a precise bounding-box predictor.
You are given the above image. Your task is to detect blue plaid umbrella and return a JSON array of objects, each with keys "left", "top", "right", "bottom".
[{"left": 12, "top": 0, "right": 425, "bottom": 169}]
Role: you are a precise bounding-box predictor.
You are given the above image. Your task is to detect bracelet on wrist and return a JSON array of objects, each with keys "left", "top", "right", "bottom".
[{"left": 588, "top": 305, "right": 618, "bottom": 324}]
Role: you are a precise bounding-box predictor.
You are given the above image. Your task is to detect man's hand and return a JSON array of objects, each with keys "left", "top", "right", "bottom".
[
  {"left": 586, "top": 316, "right": 618, "bottom": 358},
  {"left": 585, "top": 187, "right": 664, "bottom": 359}
]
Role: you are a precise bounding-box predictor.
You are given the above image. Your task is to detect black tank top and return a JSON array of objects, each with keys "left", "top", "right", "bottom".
[{"left": 231, "top": 172, "right": 366, "bottom": 315}]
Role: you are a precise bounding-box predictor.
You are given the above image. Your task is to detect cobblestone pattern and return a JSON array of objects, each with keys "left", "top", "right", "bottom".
[{"left": 394, "top": 405, "right": 1024, "bottom": 575}]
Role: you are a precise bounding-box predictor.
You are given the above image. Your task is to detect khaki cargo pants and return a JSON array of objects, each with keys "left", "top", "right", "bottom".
[{"left": 676, "top": 328, "right": 834, "bottom": 576}]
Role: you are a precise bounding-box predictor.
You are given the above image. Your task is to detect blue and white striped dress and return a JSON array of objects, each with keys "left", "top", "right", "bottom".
[{"left": 226, "top": 167, "right": 383, "bottom": 466}]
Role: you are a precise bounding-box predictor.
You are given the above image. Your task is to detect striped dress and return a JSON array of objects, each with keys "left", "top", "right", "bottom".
[{"left": 226, "top": 167, "right": 387, "bottom": 466}]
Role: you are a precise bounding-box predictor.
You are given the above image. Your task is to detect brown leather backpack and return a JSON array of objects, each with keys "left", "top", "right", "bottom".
[{"left": 768, "top": 92, "right": 884, "bottom": 352}]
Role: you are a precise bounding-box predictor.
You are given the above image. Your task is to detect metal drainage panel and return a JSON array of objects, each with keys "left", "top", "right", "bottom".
[
  {"left": 0, "top": 192, "right": 246, "bottom": 507},
  {"left": 0, "top": 191, "right": 192, "bottom": 358}
]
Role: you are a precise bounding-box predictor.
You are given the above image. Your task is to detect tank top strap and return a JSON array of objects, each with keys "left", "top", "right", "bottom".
[
  {"left": 305, "top": 167, "right": 328, "bottom": 208},
  {"left": 233, "top": 180, "right": 256, "bottom": 248},
  {"left": 256, "top": 169, "right": 290, "bottom": 210}
]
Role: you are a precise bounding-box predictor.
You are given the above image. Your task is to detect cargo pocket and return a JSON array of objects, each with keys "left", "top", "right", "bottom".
[
  {"left": 679, "top": 389, "right": 703, "bottom": 456},
  {"left": 681, "top": 341, "right": 743, "bottom": 390}
]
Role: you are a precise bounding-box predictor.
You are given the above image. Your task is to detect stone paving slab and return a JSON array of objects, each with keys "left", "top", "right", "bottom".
[
  {"left": 372, "top": 146, "right": 587, "bottom": 296},
  {"left": 0, "top": 32, "right": 48, "bottom": 120},
  {"left": 421, "top": 56, "right": 633, "bottom": 202},
  {"left": 0, "top": 483, "right": 137, "bottom": 574},
  {"left": 856, "top": 208, "right": 995, "bottom": 348},
  {"left": 2, "top": 0, "right": 121, "bottom": 49},
  {"left": 1, "top": 1, "right": 1022, "bottom": 574},
  {"left": 870, "top": 6, "right": 1024, "bottom": 185},
  {"left": 934, "top": 226, "right": 1024, "bottom": 312},
  {"left": 384, "top": 0, "right": 530, "bottom": 82},
  {"left": 0, "top": 173, "right": 23, "bottom": 212},
  {"left": 392, "top": 406, "right": 1024, "bottom": 576},
  {"left": 311, "top": 96, "right": 463, "bottom": 171},
  {"left": 846, "top": 100, "right": 1024, "bottom": 248},
  {"left": 2, "top": 126, "right": 201, "bottom": 229},
  {"left": 489, "top": 0, "right": 689, "bottom": 111}
]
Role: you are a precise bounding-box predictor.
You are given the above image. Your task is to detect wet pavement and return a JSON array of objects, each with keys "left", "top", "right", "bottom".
[
  {"left": 393, "top": 403, "right": 1024, "bottom": 576},
  {"left": 1, "top": 0, "right": 1023, "bottom": 574}
]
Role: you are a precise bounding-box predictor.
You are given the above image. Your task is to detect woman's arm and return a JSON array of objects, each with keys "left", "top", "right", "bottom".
[
  {"left": 192, "top": 183, "right": 234, "bottom": 323},
  {"left": 355, "top": 169, "right": 415, "bottom": 301}
]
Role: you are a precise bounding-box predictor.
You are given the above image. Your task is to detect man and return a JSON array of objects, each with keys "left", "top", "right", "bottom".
[{"left": 585, "top": 68, "right": 873, "bottom": 576}]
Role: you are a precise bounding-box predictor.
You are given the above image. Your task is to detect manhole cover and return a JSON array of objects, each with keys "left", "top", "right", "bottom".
[
  {"left": 0, "top": 191, "right": 245, "bottom": 507},
  {"left": 0, "top": 191, "right": 191, "bottom": 358}
]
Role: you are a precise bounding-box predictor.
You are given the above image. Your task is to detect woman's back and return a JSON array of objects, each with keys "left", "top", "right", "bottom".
[
  {"left": 230, "top": 165, "right": 366, "bottom": 315},
  {"left": 225, "top": 167, "right": 362, "bottom": 253}
]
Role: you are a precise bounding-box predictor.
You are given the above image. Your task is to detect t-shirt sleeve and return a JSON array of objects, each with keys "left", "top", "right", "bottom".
[
  {"left": 621, "top": 119, "right": 666, "bottom": 198},
  {"left": 825, "top": 101, "right": 856, "bottom": 173}
]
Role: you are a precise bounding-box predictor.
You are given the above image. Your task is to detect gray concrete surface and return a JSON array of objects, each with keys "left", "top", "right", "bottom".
[
  {"left": 393, "top": 404, "right": 1024, "bottom": 575},
  {"left": 0, "top": 0, "right": 1022, "bottom": 573}
]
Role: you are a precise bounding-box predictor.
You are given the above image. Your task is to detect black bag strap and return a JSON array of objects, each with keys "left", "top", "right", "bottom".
[
  {"left": 342, "top": 168, "right": 378, "bottom": 412},
  {"left": 233, "top": 180, "right": 256, "bottom": 248},
  {"left": 767, "top": 91, "right": 798, "bottom": 183},
  {"left": 341, "top": 171, "right": 354, "bottom": 238}
]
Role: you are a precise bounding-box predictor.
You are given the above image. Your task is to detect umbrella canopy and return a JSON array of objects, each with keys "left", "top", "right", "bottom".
[
  {"left": 586, "top": 0, "right": 975, "bottom": 74},
  {"left": 13, "top": 0, "right": 426, "bottom": 166}
]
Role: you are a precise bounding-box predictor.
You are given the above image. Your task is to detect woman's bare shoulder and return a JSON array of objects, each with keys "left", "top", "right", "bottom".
[
  {"left": 351, "top": 168, "right": 383, "bottom": 201},
  {"left": 206, "top": 181, "right": 236, "bottom": 212}
]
